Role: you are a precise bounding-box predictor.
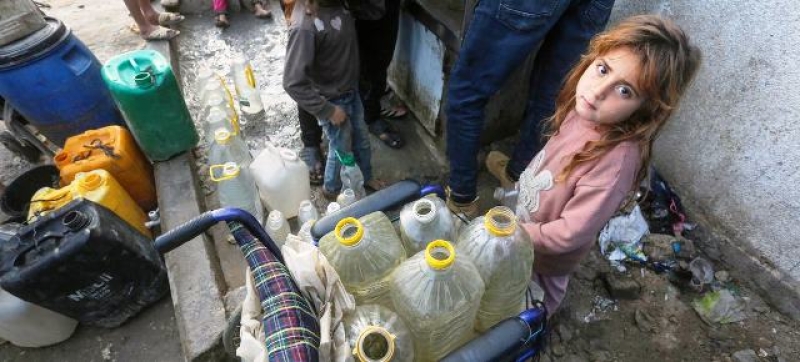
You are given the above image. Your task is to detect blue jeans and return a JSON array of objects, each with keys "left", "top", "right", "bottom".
[
  {"left": 318, "top": 91, "right": 373, "bottom": 194},
  {"left": 446, "top": 0, "right": 614, "bottom": 203}
]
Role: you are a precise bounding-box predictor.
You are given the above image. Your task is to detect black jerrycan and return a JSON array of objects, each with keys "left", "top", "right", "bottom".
[{"left": 0, "top": 198, "right": 167, "bottom": 328}]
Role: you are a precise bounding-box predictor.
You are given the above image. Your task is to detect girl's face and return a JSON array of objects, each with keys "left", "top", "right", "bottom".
[{"left": 575, "top": 47, "right": 645, "bottom": 126}]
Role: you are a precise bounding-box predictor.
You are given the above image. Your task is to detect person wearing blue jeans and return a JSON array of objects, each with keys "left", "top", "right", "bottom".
[
  {"left": 317, "top": 91, "right": 373, "bottom": 196},
  {"left": 445, "top": 0, "right": 615, "bottom": 217}
]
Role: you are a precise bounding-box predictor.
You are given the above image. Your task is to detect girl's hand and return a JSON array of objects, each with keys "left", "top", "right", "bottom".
[{"left": 331, "top": 105, "right": 348, "bottom": 126}]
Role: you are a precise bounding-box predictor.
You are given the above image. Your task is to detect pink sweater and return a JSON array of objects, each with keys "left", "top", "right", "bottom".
[{"left": 517, "top": 112, "right": 640, "bottom": 276}]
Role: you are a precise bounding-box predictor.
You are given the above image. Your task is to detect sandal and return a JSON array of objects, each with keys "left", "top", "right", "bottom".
[
  {"left": 215, "top": 14, "right": 230, "bottom": 28},
  {"left": 368, "top": 119, "right": 404, "bottom": 149},
  {"left": 380, "top": 104, "right": 408, "bottom": 119},
  {"left": 141, "top": 26, "right": 180, "bottom": 41},
  {"left": 158, "top": 12, "right": 185, "bottom": 26},
  {"left": 299, "top": 147, "right": 324, "bottom": 186}
]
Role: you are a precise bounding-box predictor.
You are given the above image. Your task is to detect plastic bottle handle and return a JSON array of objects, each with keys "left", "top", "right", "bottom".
[{"left": 209, "top": 163, "right": 240, "bottom": 182}]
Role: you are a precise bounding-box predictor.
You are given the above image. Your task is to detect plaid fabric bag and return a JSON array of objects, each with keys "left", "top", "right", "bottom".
[{"left": 230, "top": 222, "right": 321, "bottom": 362}]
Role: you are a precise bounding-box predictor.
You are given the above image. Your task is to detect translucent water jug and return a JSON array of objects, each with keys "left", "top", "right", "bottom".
[
  {"left": 202, "top": 96, "right": 239, "bottom": 139},
  {"left": 493, "top": 186, "right": 518, "bottom": 209},
  {"left": 211, "top": 162, "right": 263, "bottom": 223},
  {"left": 266, "top": 209, "right": 290, "bottom": 247},
  {"left": 297, "top": 200, "right": 319, "bottom": 226},
  {"left": 249, "top": 144, "right": 310, "bottom": 218},
  {"left": 231, "top": 56, "right": 264, "bottom": 122},
  {"left": 209, "top": 128, "right": 252, "bottom": 169},
  {"left": 326, "top": 202, "right": 341, "bottom": 215},
  {"left": 399, "top": 195, "right": 456, "bottom": 255},
  {"left": 200, "top": 78, "right": 227, "bottom": 108},
  {"left": 319, "top": 212, "right": 406, "bottom": 306},
  {"left": 455, "top": 206, "right": 533, "bottom": 332},
  {"left": 0, "top": 287, "right": 77, "bottom": 347},
  {"left": 344, "top": 304, "right": 414, "bottom": 362},
  {"left": 337, "top": 188, "right": 356, "bottom": 208},
  {"left": 338, "top": 151, "right": 365, "bottom": 199},
  {"left": 390, "top": 240, "right": 484, "bottom": 361}
]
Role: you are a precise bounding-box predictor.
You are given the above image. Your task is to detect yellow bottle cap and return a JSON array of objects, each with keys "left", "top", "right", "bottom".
[
  {"left": 214, "top": 128, "right": 232, "bottom": 144},
  {"left": 335, "top": 217, "right": 364, "bottom": 246},
  {"left": 353, "top": 325, "right": 396, "bottom": 362},
  {"left": 425, "top": 239, "right": 455, "bottom": 270},
  {"left": 485, "top": 206, "right": 516, "bottom": 237}
]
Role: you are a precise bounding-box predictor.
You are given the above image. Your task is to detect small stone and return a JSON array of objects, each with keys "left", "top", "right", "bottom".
[
  {"left": 557, "top": 323, "right": 574, "bottom": 343},
  {"left": 602, "top": 272, "right": 641, "bottom": 300},
  {"left": 78, "top": 4, "right": 85, "bottom": 9},
  {"left": 715, "top": 270, "right": 730, "bottom": 283},
  {"left": 101, "top": 343, "right": 113, "bottom": 360},
  {"left": 669, "top": 315, "right": 679, "bottom": 324},
  {"left": 756, "top": 337, "right": 772, "bottom": 349},
  {"left": 757, "top": 349, "right": 769, "bottom": 358},
  {"left": 731, "top": 349, "right": 757, "bottom": 362},
  {"left": 590, "top": 350, "right": 612, "bottom": 362},
  {"left": 12, "top": 156, "right": 21, "bottom": 165},
  {"left": 552, "top": 344, "right": 566, "bottom": 357}
]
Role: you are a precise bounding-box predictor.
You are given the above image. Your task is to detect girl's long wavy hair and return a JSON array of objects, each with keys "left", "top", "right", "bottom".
[{"left": 547, "top": 15, "right": 702, "bottom": 186}]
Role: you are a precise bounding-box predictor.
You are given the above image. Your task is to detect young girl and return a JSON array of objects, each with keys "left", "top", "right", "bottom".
[{"left": 514, "top": 15, "right": 702, "bottom": 315}]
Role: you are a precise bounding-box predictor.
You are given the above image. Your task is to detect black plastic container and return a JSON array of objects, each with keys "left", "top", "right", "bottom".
[{"left": 0, "top": 198, "right": 167, "bottom": 328}]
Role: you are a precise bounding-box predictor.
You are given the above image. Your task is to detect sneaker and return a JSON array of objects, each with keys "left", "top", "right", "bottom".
[
  {"left": 445, "top": 189, "right": 480, "bottom": 220},
  {"left": 486, "top": 151, "right": 516, "bottom": 189}
]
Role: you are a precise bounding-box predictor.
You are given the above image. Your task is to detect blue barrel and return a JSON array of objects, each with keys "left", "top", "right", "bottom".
[{"left": 0, "top": 18, "right": 124, "bottom": 146}]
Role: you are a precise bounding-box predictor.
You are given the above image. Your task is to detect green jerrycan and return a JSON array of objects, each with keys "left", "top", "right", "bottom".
[{"left": 102, "top": 49, "right": 198, "bottom": 161}]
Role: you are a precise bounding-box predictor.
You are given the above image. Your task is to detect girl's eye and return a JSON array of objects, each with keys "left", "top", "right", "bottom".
[
  {"left": 596, "top": 63, "right": 608, "bottom": 76},
  {"left": 616, "top": 85, "right": 633, "bottom": 98}
]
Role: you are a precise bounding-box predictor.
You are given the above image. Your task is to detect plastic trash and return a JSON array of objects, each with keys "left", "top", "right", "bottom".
[
  {"left": 689, "top": 257, "right": 715, "bottom": 291},
  {"left": 692, "top": 289, "right": 746, "bottom": 325},
  {"left": 598, "top": 205, "right": 649, "bottom": 269}
]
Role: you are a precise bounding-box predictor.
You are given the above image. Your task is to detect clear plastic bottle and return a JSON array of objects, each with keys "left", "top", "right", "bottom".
[
  {"left": 298, "top": 220, "right": 315, "bottom": 245},
  {"left": 337, "top": 188, "right": 357, "bottom": 208},
  {"left": 326, "top": 202, "right": 341, "bottom": 216},
  {"left": 200, "top": 78, "right": 226, "bottom": 108},
  {"left": 297, "top": 200, "right": 319, "bottom": 226},
  {"left": 266, "top": 209, "right": 290, "bottom": 247},
  {"left": 390, "top": 240, "right": 484, "bottom": 361},
  {"left": 202, "top": 93, "right": 238, "bottom": 131},
  {"left": 195, "top": 68, "right": 216, "bottom": 97},
  {"left": 455, "top": 206, "right": 533, "bottom": 332},
  {"left": 493, "top": 186, "right": 518, "bottom": 210},
  {"left": 337, "top": 151, "right": 366, "bottom": 200},
  {"left": 231, "top": 56, "right": 264, "bottom": 123},
  {"left": 319, "top": 212, "right": 406, "bottom": 306},
  {"left": 208, "top": 128, "right": 252, "bottom": 169},
  {"left": 210, "top": 162, "right": 263, "bottom": 224},
  {"left": 398, "top": 195, "right": 456, "bottom": 256},
  {"left": 344, "top": 304, "right": 414, "bottom": 362},
  {"left": 203, "top": 108, "right": 234, "bottom": 146}
]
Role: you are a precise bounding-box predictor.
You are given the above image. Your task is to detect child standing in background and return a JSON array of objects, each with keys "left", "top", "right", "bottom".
[
  {"left": 516, "top": 15, "right": 702, "bottom": 315},
  {"left": 283, "top": 0, "right": 382, "bottom": 199}
]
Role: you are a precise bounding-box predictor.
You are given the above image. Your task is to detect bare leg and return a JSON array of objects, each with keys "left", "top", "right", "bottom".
[
  {"left": 137, "top": 0, "right": 161, "bottom": 25},
  {"left": 123, "top": 0, "right": 157, "bottom": 35},
  {"left": 253, "top": 2, "right": 271, "bottom": 18}
]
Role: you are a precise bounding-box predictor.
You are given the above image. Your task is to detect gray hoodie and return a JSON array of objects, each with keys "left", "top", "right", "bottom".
[{"left": 283, "top": 2, "right": 359, "bottom": 120}]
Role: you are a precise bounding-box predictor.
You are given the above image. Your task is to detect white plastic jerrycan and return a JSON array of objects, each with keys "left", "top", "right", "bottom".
[
  {"left": 0, "top": 287, "right": 78, "bottom": 347},
  {"left": 249, "top": 143, "right": 310, "bottom": 218}
]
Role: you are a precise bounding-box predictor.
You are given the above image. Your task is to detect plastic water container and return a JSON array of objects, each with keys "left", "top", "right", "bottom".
[
  {"left": 319, "top": 212, "right": 406, "bottom": 306},
  {"left": 297, "top": 200, "right": 319, "bottom": 226},
  {"left": 202, "top": 96, "right": 238, "bottom": 141},
  {"left": 0, "top": 0, "right": 46, "bottom": 46},
  {"left": 250, "top": 144, "right": 310, "bottom": 218},
  {"left": 211, "top": 162, "right": 263, "bottom": 224},
  {"left": 455, "top": 206, "right": 533, "bottom": 332},
  {"left": 27, "top": 169, "right": 151, "bottom": 237},
  {"left": 493, "top": 186, "right": 518, "bottom": 209},
  {"left": 265, "top": 210, "right": 290, "bottom": 247},
  {"left": 54, "top": 125, "right": 156, "bottom": 211},
  {"left": 326, "top": 202, "right": 341, "bottom": 215},
  {"left": 390, "top": 240, "right": 484, "bottom": 361},
  {"left": 338, "top": 152, "right": 366, "bottom": 199},
  {"left": 208, "top": 128, "right": 252, "bottom": 169},
  {"left": 102, "top": 49, "right": 198, "bottom": 161},
  {"left": 398, "top": 195, "right": 456, "bottom": 256},
  {"left": 0, "top": 199, "right": 168, "bottom": 328},
  {"left": 231, "top": 56, "right": 264, "bottom": 122},
  {"left": 0, "top": 18, "right": 125, "bottom": 146},
  {"left": 344, "top": 304, "right": 414, "bottom": 362},
  {"left": 337, "top": 188, "right": 357, "bottom": 208},
  {"left": 0, "top": 287, "right": 78, "bottom": 347}
]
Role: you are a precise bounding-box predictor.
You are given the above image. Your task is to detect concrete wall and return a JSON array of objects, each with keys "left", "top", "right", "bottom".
[{"left": 609, "top": 0, "right": 800, "bottom": 309}]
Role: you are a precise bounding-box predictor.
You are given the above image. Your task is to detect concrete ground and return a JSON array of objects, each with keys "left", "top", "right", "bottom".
[{"left": 0, "top": 1, "right": 182, "bottom": 361}]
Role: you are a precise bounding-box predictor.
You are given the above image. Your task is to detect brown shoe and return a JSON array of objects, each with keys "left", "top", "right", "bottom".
[
  {"left": 486, "top": 151, "right": 515, "bottom": 189},
  {"left": 445, "top": 190, "right": 480, "bottom": 220}
]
